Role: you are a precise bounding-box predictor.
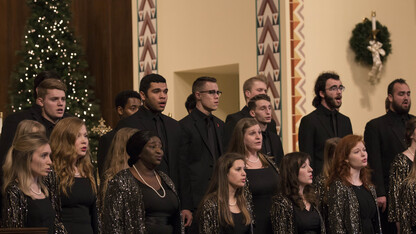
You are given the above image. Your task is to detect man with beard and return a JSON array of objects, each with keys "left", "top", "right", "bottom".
[
  {"left": 364, "top": 78, "right": 414, "bottom": 233},
  {"left": 298, "top": 72, "right": 353, "bottom": 176},
  {"left": 248, "top": 94, "right": 284, "bottom": 165},
  {"left": 115, "top": 74, "right": 193, "bottom": 227}
]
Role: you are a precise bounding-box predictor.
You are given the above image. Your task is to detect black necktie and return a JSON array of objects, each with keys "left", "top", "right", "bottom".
[
  {"left": 154, "top": 115, "right": 166, "bottom": 152},
  {"left": 331, "top": 112, "right": 338, "bottom": 136},
  {"left": 206, "top": 116, "right": 216, "bottom": 159}
]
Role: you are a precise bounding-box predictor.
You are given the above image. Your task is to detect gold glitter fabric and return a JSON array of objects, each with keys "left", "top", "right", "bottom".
[
  {"left": 399, "top": 180, "right": 416, "bottom": 233},
  {"left": 388, "top": 153, "right": 412, "bottom": 222},
  {"left": 327, "top": 180, "right": 382, "bottom": 233},
  {"left": 314, "top": 174, "right": 329, "bottom": 229},
  {"left": 1, "top": 171, "right": 67, "bottom": 233},
  {"left": 270, "top": 194, "right": 326, "bottom": 234},
  {"left": 102, "top": 169, "right": 184, "bottom": 234},
  {"left": 198, "top": 192, "right": 254, "bottom": 234}
]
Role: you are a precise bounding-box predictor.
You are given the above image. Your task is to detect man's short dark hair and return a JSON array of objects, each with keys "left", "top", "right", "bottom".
[
  {"left": 312, "top": 72, "right": 340, "bottom": 108},
  {"left": 387, "top": 78, "right": 407, "bottom": 95},
  {"left": 115, "top": 90, "right": 141, "bottom": 109},
  {"left": 185, "top": 94, "right": 196, "bottom": 113},
  {"left": 33, "top": 71, "right": 61, "bottom": 99},
  {"left": 37, "top": 79, "right": 67, "bottom": 99},
  {"left": 139, "top": 74, "right": 166, "bottom": 95},
  {"left": 192, "top": 77, "right": 217, "bottom": 93},
  {"left": 247, "top": 94, "right": 271, "bottom": 111}
]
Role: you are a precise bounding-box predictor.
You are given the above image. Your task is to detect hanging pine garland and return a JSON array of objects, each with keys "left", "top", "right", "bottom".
[{"left": 349, "top": 19, "right": 392, "bottom": 66}]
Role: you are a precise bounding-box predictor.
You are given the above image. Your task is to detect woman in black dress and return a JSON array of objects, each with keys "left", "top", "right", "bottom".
[
  {"left": 197, "top": 152, "right": 253, "bottom": 234},
  {"left": 271, "top": 152, "right": 325, "bottom": 233},
  {"left": 50, "top": 117, "right": 98, "bottom": 234},
  {"left": 2, "top": 133, "right": 66, "bottom": 233},
  {"left": 228, "top": 118, "right": 279, "bottom": 233},
  {"left": 326, "top": 134, "right": 382, "bottom": 233},
  {"left": 102, "top": 130, "right": 183, "bottom": 234}
]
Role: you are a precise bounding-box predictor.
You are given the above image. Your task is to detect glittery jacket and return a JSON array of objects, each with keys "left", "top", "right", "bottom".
[
  {"left": 327, "top": 180, "right": 382, "bottom": 234},
  {"left": 198, "top": 194, "right": 254, "bottom": 234},
  {"left": 314, "top": 174, "right": 329, "bottom": 229},
  {"left": 388, "top": 153, "right": 412, "bottom": 222},
  {"left": 102, "top": 169, "right": 184, "bottom": 234},
  {"left": 270, "top": 194, "right": 326, "bottom": 234},
  {"left": 399, "top": 180, "right": 416, "bottom": 233},
  {"left": 1, "top": 171, "right": 67, "bottom": 233}
]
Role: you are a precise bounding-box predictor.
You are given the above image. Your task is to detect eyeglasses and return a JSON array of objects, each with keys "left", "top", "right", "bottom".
[
  {"left": 326, "top": 85, "right": 345, "bottom": 92},
  {"left": 199, "top": 90, "right": 223, "bottom": 96}
]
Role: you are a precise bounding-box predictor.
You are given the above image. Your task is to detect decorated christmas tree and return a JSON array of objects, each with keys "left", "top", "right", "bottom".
[{"left": 8, "top": 0, "right": 101, "bottom": 163}]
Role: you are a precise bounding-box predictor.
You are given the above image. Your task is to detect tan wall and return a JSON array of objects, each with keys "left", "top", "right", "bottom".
[
  {"left": 301, "top": 0, "right": 416, "bottom": 136},
  {"left": 157, "top": 0, "right": 258, "bottom": 120},
  {"left": 137, "top": 0, "right": 416, "bottom": 152}
]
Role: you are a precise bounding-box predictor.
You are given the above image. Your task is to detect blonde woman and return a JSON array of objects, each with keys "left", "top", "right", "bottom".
[
  {"left": 50, "top": 117, "right": 98, "bottom": 234},
  {"left": 2, "top": 133, "right": 66, "bottom": 233},
  {"left": 99, "top": 127, "right": 138, "bottom": 209}
]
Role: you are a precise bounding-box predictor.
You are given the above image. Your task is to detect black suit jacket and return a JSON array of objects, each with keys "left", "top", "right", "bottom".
[
  {"left": 179, "top": 109, "right": 224, "bottom": 210},
  {"left": 223, "top": 106, "right": 277, "bottom": 150},
  {"left": 298, "top": 105, "right": 353, "bottom": 176},
  {"left": 364, "top": 111, "right": 415, "bottom": 197},
  {"left": 96, "top": 130, "right": 116, "bottom": 180},
  {"left": 267, "top": 130, "right": 284, "bottom": 166},
  {"left": 115, "top": 107, "right": 183, "bottom": 192}
]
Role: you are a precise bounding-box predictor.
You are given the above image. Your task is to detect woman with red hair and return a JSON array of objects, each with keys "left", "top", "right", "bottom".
[{"left": 326, "top": 135, "right": 381, "bottom": 233}]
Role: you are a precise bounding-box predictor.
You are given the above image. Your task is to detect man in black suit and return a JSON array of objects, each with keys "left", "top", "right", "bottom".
[
  {"left": 364, "top": 78, "right": 413, "bottom": 233},
  {"left": 179, "top": 77, "right": 224, "bottom": 212},
  {"left": 223, "top": 75, "right": 277, "bottom": 149},
  {"left": 97, "top": 90, "right": 141, "bottom": 179},
  {"left": 115, "top": 74, "right": 192, "bottom": 226},
  {"left": 298, "top": 72, "right": 352, "bottom": 176},
  {"left": 248, "top": 94, "right": 284, "bottom": 165},
  {"left": 0, "top": 72, "right": 68, "bottom": 161}
]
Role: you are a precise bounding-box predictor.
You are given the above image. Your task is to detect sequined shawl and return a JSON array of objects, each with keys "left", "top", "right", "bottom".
[
  {"left": 1, "top": 171, "right": 67, "bottom": 233},
  {"left": 399, "top": 180, "right": 416, "bottom": 233},
  {"left": 198, "top": 194, "right": 254, "bottom": 234},
  {"left": 388, "top": 153, "right": 413, "bottom": 222},
  {"left": 102, "top": 169, "right": 184, "bottom": 234},
  {"left": 327, "top": 180, "right": 382, "bottom": 234},
  {"left": 270, "top": 194, "right": 326, "bottom": 234}
]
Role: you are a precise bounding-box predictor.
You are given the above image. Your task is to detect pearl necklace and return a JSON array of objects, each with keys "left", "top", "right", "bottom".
[
  {"left": 247, "top": 156, "right": 260, "bottom": 163},
  {"left": 30, "top": 185, "right": 42, "bottom": 195},
  {"left": 133, "top": 165, "right": 166, "bottom": 198}
]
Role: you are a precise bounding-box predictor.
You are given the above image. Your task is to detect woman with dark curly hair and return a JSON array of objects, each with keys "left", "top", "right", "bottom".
[
  {"left": 388, "top": 117, "right": 415, "bottom": 232},
  {"left": 196, "top": 152, "right": 253, "bottom": 234},
  {"left": 271, "top": 152, "right": 325, "bottom": 234},
  {"left": 326, "top": 134, "right": 381, "bottom": 233}
]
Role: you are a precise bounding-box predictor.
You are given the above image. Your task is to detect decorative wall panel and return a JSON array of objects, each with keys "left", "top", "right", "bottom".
[{"left": 138, "top": 0, "right": 157, "bottom": 79}]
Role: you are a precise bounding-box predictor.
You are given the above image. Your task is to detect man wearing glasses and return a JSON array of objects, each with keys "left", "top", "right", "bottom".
[
  {"left": 298, "top": 72, "right": 353, "bottom": 176},
  {"left": 179, "top": 76, "right": 224, "bottom": 215}
]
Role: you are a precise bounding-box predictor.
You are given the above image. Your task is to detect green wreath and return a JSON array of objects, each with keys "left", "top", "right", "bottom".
[{"left": 349, "top": 19, "right": 392, "bottom": 66}]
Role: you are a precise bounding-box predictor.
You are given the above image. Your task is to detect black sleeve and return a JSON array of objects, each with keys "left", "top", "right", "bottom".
[{"left": 223, "top": 114, "right": 238, "bottom": 152}]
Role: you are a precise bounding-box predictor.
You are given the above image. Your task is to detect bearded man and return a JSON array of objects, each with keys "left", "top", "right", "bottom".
[
  {"left": 364, "top": 78, "right": 414, "bottom": 233},
  {"left": 298, "top": 72, "right": 353, "bottom": 176}
]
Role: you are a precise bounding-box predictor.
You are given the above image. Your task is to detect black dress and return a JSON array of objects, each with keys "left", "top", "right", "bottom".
[
  {"left": 352, "top": 185, "right": 377, "bottom": 234},
  {"left": 138, "top": 179, "right": 179, "bottom": 233},
  {"left": 294, "top": 206, "right": 321, "bottom": 234},
  {"left": 220, "top": 212, "right": 250, "bottom": 234},
  {"left": 26, "top": 197, "right": 56, "bottom": 234},
  {"left": 246, "top": 167, "right": 279, "bottom": 233},
  {"left": 61, "top": 177, "right": 98, "bottom": 234}
]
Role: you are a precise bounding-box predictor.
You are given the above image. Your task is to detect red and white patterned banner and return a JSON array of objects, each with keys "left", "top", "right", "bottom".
[
  {"left": 138, "top": 0, "right": 157, "bottom": 79},
  {"left": 256, "top": 0, "right": 282, "bottom": 134}
]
